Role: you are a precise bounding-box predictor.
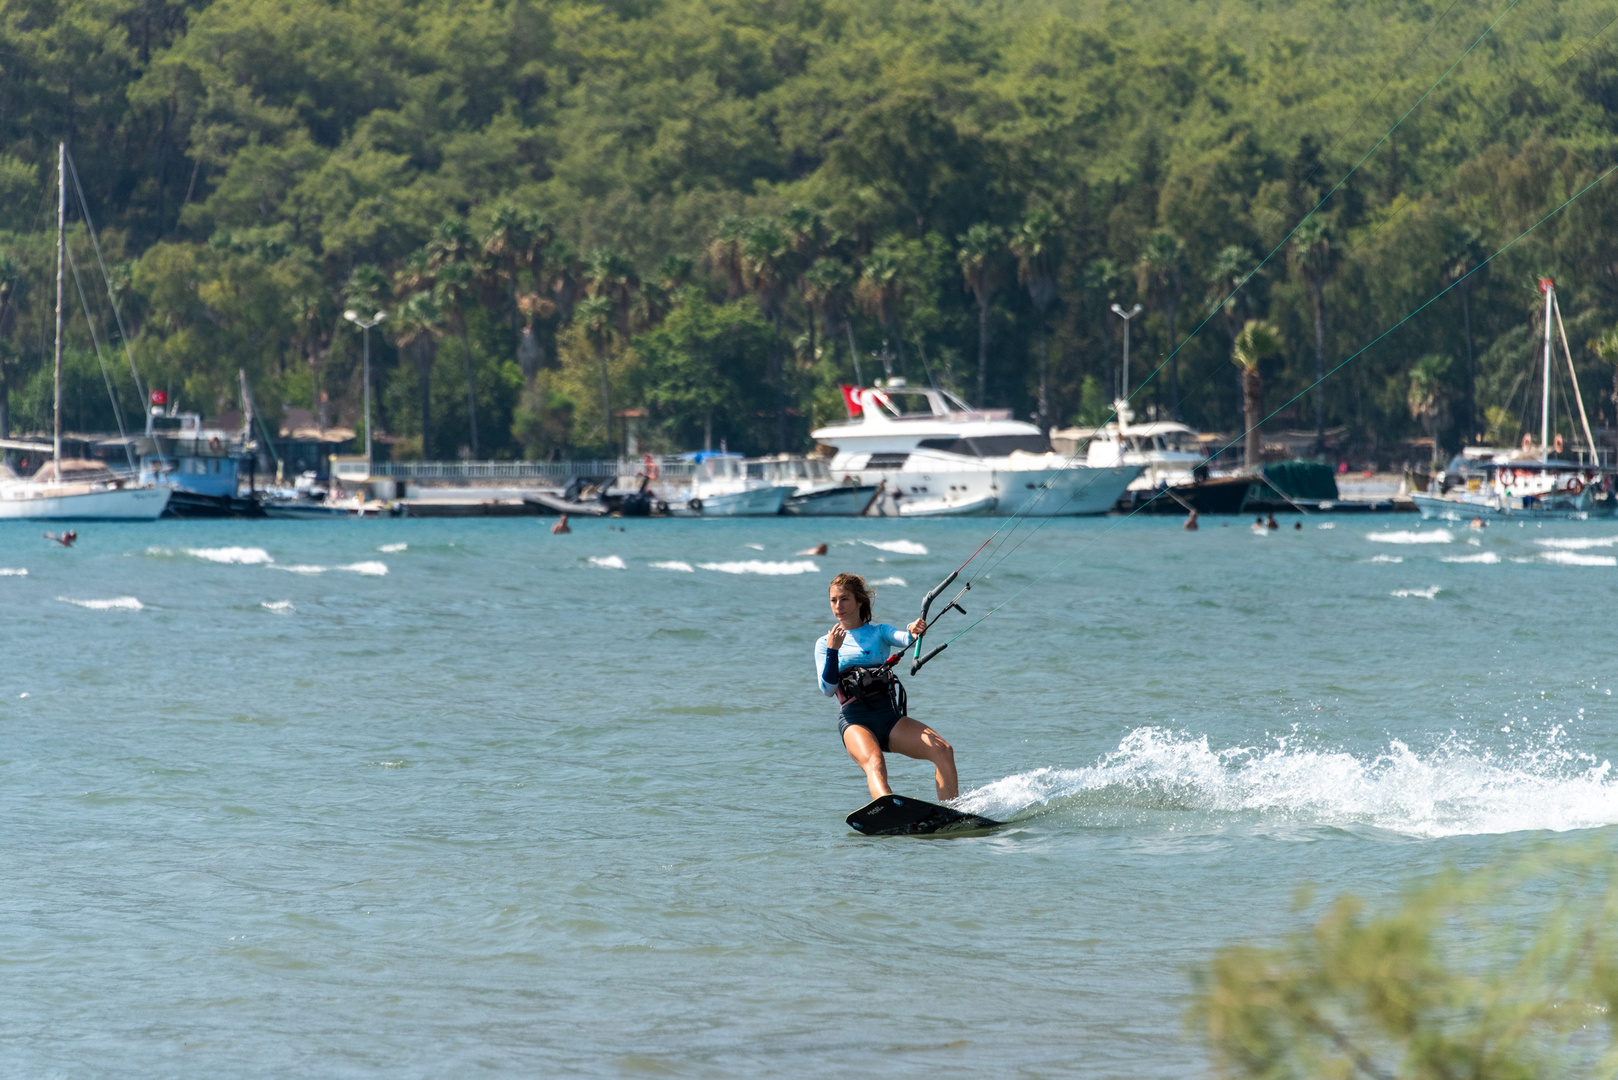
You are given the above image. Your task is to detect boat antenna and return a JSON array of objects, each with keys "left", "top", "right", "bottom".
[{"left": 53, "top": 141, "right": 64, "bottom": 472}]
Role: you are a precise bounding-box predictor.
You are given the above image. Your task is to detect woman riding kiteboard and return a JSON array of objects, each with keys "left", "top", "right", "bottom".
[{"left": 815, "top": 572, "right": 958, "bottom": 802}]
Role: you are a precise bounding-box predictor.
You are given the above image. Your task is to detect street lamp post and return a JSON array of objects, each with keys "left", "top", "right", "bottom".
[
  {"left": 1110, "top": 303, "right": 1144, "bottom": 401},
  {"left": 343, "top": 309, "right": 387, "bottom": 461}
]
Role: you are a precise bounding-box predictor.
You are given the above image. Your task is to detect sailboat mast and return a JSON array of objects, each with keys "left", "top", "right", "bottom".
[
  {"left": 53, "top": 141, "right": 65, "bottom": 470},
  {"left": 1540, "top": 277, "right": 1554, "bottom": 460}
]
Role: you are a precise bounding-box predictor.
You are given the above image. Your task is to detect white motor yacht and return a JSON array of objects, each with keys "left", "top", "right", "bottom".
[{"left": 809, "top": 382, "right": 1140, "bottom": 516}]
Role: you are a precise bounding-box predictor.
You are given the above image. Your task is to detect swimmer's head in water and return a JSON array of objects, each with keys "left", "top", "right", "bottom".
[{"left": 828, "top": 571, "right": 872, "bottom": 625}]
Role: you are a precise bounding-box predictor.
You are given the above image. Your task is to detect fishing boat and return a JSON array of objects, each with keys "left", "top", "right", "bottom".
[
  {"left": 810, "top": 381, "right": 1140, "bottom": 516},
  {"left": 747, "top": 455, "right": 879, "bottom": 516},
  {"left": 670, "top": 452, "right": 793, "bottom": 516},
  {"left": 1413, "top": 278, "right": 1616, "bottom": 522},
  {"left": 0, "top": 144, "right": 170, "bottom": 521}
]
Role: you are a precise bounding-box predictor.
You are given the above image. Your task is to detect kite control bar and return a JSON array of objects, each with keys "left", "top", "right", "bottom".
[{"left": 909, "top": 570, "right": 970, "bottom": 675}]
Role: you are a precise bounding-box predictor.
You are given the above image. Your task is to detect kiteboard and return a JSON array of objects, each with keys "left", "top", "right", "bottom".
[{"left": 845, "top": 794, "right": 1004, "bottom": 836}]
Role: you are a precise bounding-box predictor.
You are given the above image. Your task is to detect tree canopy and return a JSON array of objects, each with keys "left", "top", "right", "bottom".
[{"left": 6, "top": 0, "right": 1618, "bottom": 460}]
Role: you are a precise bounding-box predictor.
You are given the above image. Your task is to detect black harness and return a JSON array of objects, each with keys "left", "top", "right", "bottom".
[{"left": 836, "top": 663, "right": 907, "bottom": 716}]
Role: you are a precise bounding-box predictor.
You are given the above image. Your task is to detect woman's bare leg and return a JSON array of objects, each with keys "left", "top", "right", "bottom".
[
  {"left": 887, "top": 717, "right": 958, "bottom": 801},
  {"left": 842, "top": 724, "right": 891, "bottom": 800}
]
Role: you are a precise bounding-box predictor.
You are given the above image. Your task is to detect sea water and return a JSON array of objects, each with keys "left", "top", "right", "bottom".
[{"left": 3, "top": 514, "right": 1616, "bottom": 1077}]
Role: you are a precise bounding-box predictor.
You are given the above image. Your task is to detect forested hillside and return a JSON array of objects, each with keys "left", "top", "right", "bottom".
[{"left": 4, "top": 0, "right": 1618, "bottom": 460}]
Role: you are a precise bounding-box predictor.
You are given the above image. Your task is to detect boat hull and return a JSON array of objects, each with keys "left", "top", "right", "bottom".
[
  {"left": 857, "top": 462, "right": 1141, "bottom": 517},
  {"left": 783, "top": 485, "right": 879, "bottom": 516},
  {"left": 1413, "top": 492, "right": 1617, "bottom": 522},
  {"left": 0, "top": 485, "right": 171, "bottom": 520},
  {"left": 897, "top": 494, "right": 997, "bottom": 517},
  {"left": 684, "top": 486, "right": 791, "bottom": 516}
]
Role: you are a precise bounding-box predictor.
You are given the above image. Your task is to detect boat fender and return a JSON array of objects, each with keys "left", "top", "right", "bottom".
[
  {"left": 688, "top": 497, "right": 703, "bottom": 512},
  {"left": 1568, "top": 478, "right": 1584, "bottom": 495},
  {"left": 655, "top": 500, "right": 669, "bottom": 514},
  {"left": 209, "top": 435, "right": 221, "bottom": 452}
]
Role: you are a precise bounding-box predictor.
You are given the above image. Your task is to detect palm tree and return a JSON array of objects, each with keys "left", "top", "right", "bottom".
[
  {"left": 586, "top": 247, "right": 640, "bottom": 337},
  {"left": 1591, "top": 329, "right": 1618, "bottom": 434},
  {"left": 803, "top": 257, "right": 855, "bottom": 380},
  {"left": 424, "top": 218, "right": 485, "bottom": 457},
  {"left": 1289, "top": 217, "right": 1341, "bottom": 454},
  {"left": 1408, "top": 354, "right": 1452, "bottom": 465},
  {"left": 1136, "top": 229, "right": 1186, "bottom": 417},
  {"left": 1440, "top": 228, "right": 1490, "bottom": 443},
  {"left": 855, "top": 244, "right": 906, "bottom": 381},
  {"left": 1010, "top": 210, "right": 1060, "bottom": 432},
  {"left": 392, "top": 290, "right": 442, "bottom": 458},
  {"left": 1232, "top": 320, "right": 1280, "bottom": 468},
  {"left": 957, "top": 223, "right": 1004, "bottom": 407},
  {"left": 1083, "top": 258, "right": 1123, "bottom": 400},
  {"left": 0, "top": 251, "right": 19, "bottom": 438},
  {"left": 707, "top": 214, "right": 749, "bottom": 299},
  {"left": 576, "top": 294, "right": 616, "bottom": 454},
  {"left": 742, "top": 218, "right": 794, "bottom": 450},
  {"left": 1206, "top": 245, "right": 1263, "bottom": 431}
]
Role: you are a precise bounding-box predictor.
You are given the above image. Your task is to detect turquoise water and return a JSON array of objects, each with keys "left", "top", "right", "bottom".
[{"left": 4, "top": 514, "right": 1617, "bottom": 1076}]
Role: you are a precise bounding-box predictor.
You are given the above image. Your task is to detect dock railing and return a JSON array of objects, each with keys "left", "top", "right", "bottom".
[{"left": 361, "top": 458, "right": 700, "bottom": 484}]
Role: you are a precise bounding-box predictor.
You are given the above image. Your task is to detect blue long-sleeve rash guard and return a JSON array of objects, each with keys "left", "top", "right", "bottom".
[{"left": 815, "top": 623, "right": 913, "bottom": 695}]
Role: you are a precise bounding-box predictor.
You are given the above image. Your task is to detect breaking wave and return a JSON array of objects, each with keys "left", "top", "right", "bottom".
[
  {"left": 58, "top": 596, "right": 143, "bottom": 611},
  {"left": 378, "top": 542, "right": 408, "bottom": 553},
  {"left": 870, "top": 576, "right": 908, "bottom": 587},
  {"left": 1536, "top": 535, "right": 1618, "bottom": 550},
  {"left": 860, "top": 539, "right": 928, "bottom": 555},
  {"left": 955, "top": 726, "right": 1618, "bottom": 838},
  {"left": 186, "top": 546, "right": 273, "bottom": 565},
  {"left": 698, "top": 559, "right": 820, "bottom": 575},
  {"left": 588, "top": 555, "right": 627, "bottom": 569},
  {"left": 1367, "top": 529, "right": 1453, "bottom": 544},
  {"left": 1542, "top": 550, "right": 1617, "bottom": 567},
  {"left": 0, "top": 567, "right": 25, "bottom": 576},
  {"left": 1441, "top": 552, "right": 1500, "bottom": 564},
  {"left": 1391, "top": 586, "right": 1442, "bottom": 599},
  {"left": 261, "top": 600, "right": 295, "bottom": 614},
  {"left": 1364, "top": 555, "right": 1403, "bottom": 563},
  {"left": 651, "top": 561, "right": 694, "bottom": 572},
  {"left": 270, "top": 562, "right": 388, "bottom": 576}
]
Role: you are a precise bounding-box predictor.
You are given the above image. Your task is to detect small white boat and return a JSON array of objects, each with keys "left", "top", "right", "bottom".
[
  {"left": 0, "top": 461, "right": 172, "bottom": 521},
  {"left": 673, "top": 453, "right": 792, "bottom": 516},
  {"left": 748, "top": 456, "right": 879, "bottom": 516},
  {"left": 0, "top": 145, "right": 171, "bottom": 522}
]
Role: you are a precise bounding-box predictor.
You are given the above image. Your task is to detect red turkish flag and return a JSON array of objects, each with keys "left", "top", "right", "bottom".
[
  {"left": 839, "top": 385, "right": 863, "bottom": 417},
  {"left": 150, "top": 389, "right": 168, "bottom": 405}
]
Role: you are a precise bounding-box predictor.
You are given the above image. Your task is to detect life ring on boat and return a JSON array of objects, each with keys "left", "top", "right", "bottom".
[
  {"left": 208, "top": 436, "right": 221, "bottom": 452},
  {"left": 642, "top": 454, "right": 659, "bottom": 480},
  {"left": 1568, "top": 478, "right": 1585, "bottom": 495},
  {"left": 688, "top": 497, "right": 703, "bottom": 513}
]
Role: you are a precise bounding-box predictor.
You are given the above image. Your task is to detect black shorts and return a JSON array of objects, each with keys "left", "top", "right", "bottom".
[{"left": 838, "top": 698, "right": 903, "bottom": 752}]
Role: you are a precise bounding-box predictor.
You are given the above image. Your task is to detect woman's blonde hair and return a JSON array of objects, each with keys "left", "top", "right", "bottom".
[{"left": 829, "top": 572, "right": 873, "bottom": 624}]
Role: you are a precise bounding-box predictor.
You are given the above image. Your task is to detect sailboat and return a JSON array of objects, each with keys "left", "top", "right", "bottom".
[
  {"left": 0, "top": 143, "right": 170, "bottom": 521},
  {"left": 1413, "top": 277, "right": 1615, "bottom": 522}
]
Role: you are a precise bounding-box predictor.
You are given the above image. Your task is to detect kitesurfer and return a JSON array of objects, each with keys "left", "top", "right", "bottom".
[{"left": 816, "top": 572, "right": 958, "bottom": 801}]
